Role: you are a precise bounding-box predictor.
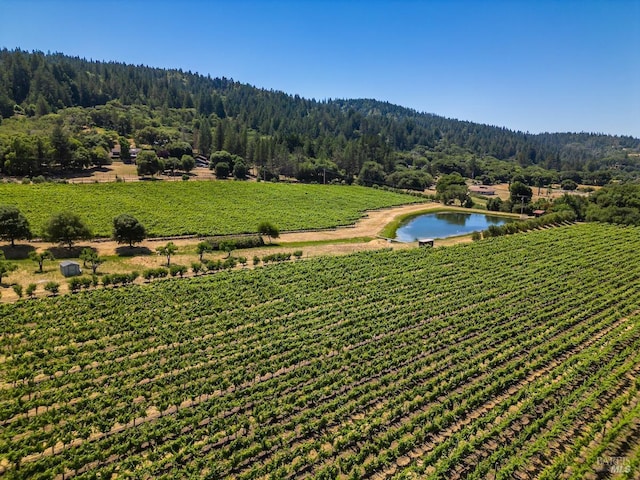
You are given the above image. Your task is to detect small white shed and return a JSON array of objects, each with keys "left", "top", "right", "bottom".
[
  {"left": 60, "top": 261, "right": 82, "bottom": 277},
  {"left": 418, "top": 238, "right": 434, "bottom": 248}
]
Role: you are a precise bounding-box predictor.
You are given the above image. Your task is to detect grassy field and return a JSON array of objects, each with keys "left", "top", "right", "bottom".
[
  {"left": 0, "top": 182, "right": 423, "bottom": 237},
  {"left": 2, "top": 223, "right": 640, "bottom": 479}
]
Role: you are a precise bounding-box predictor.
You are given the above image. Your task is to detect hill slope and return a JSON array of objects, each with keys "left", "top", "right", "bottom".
[{"left": 1, "top": 48, "right": 638, "bottom": 184}]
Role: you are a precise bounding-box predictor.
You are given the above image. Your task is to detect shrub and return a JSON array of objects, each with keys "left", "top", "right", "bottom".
[
  {"left": 68, "top": 277, "right": 83, "bottom": 293},
  {"left": 44, "top": 281, "right": 59, "bottom": 296},
  {"left": 222, "top": 257, "right": 237, "bottom": 269},
  {"left": 253, "top": 255, "right": 261, "bottom": 266},
  {"left": 25, "top": 283, "right": 37, "bottom": 298},
  {"left": 143, "top": 267, "right": 168, "bottom": 281},
  {"left": 262, "top": 252, "right": 292, "bottom": 263},
  {"left": 169, "top": 264, "right": 187, "bottom": 277},
  {"left": 205, "top": 235, "right": 264, "bottom": 251},
  {"left": 191, "top": 261, "right": 202, "bottom": 275},
  {"left": 293, "top": 250, "right": 303, "bottom": 259},
  {"left": 12, "top": 284, "right": 23, "bottom": 298},
  {"left": 204, "top": 259, "right": 222, "bottom": 272}
]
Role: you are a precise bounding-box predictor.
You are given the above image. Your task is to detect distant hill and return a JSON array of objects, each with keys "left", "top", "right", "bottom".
[{"left": 1, "top": 48, "right": 639, "bottom": 184}]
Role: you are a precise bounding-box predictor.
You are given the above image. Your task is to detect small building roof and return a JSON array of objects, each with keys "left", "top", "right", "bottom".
[{"left": 60, "top": 261, "right": 80, "bottom": 267}]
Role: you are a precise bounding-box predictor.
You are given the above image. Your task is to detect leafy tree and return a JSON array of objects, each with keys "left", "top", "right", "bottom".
[
  {"left": 436, "top": 173, "right": 469, "bottom": 205},
  {"left": 486, "top": 197, "right": 504, "bottom": 212},
  {"left": 197, "top": 118, "right": 213, "bottom": 156},
  {"left": 233, "top": 160, "right": 248, "bottom": 179},
  {"left": 585, "top": 184, "right": 640, "bottom": 225},
  {"left": 509, "top": 181, "right": 533, "bottom": 205},
  {"left": 209, "top": 150, "right": 234, "bottom": 168},
  {"left": 357, "top": 161, "right": 386, "bottom": 186},
  {"left": 156, "top": 241, "right": 178, "bottom": 266},
  {"left": 436, "top": 173, "right": 467, "bottom": 194},
  {"left": 90, "top": 146, "right": 111, "bottom": 167},
  {"left": 29, "top": 250, "right": 55, "bottom": 272},
  {"left": 439, "top": 184, "right": 470, "bottom": 206},
  {"left": 136, "top": 150, "right": 164, "bottom": 176},
  {"left": 385, "top": 169, "right": 433, "bottom": 190},
  {"left": 560, "top": 179, "right": 578, "bottom": 191},
  {"left": 165, "top": 157, "right": 181, "bottom": 176},
  {"left": 119, "top": 136, "right": 131, "bottom": 162},
  {"left": 43, "top": 212, "right": 92, "bottom": 248},
  {"left": 196, "top": 241, "right": 212, "bottom": 261},
  {"left": 215, "top": 162, "right": 230, "bottom": 178},
  {"left": 12, "top": 284, "right": 23, "bottom": 298},
  {"left": 257, "top": 221, "right": 280, "bottom": 244},
  {"left": 219, "top": 240, "right": 236, "bottom": 258},
  {"left": 181, "top": 154, "right": 195, "bottom": 172},
  {"left": 50, "top": 123, "right": 72, "bottom": 170},
  {"left": 80, "top": 248, "right": 104, "bottom": 274},
  {"left": 0, "top": 205, "right": 32, "bottom": 246},
  {"left": 167, "top": 141, "right": 192, "bottom": 159},
  {"left": 112, "top": 214, "right": 146, "bottom": 247}
]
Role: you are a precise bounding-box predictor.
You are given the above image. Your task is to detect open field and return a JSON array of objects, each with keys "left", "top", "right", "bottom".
[
  {"left": 2, "top": 223, "right": 640, "bottom": 479},
  {"left": 0, "top": 182, "right": 423, "bottom": 237}
]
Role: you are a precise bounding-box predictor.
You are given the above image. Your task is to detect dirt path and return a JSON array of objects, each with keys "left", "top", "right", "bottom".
[
  {"left": 277, "top": 202, "right": 440, "bottom": 243},
  {"left": 32, "top": 202, "right": 440, "bottom": 256}
]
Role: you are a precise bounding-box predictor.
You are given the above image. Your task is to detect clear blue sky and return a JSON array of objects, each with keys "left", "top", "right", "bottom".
[{"left": 1, "top": 0, "right": 639, "bottom": 137}]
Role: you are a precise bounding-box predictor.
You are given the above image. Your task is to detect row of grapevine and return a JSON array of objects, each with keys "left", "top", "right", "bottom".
[{"left": 1, "top": 223, "right": 639, "bottom": 478}]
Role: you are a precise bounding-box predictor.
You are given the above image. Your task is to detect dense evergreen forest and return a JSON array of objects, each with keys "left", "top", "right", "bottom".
[{"left": 1, "top": 48, "right": 639, "bottom": 186}]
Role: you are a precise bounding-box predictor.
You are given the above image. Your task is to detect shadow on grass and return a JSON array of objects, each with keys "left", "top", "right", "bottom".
[
  {"left": 0, "top": 244, "right": 36, "bottom": 260},
  {"left": 115, "top": 246, "right": 152, "bottom": 257},
  {"left": 46, "top": 245, "right": 97, "bottom": 259}
]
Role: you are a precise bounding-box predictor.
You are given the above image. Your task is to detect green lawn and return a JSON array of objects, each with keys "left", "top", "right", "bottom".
[{"left": 0, "top": 181, "right": 423, "bottom": 237}]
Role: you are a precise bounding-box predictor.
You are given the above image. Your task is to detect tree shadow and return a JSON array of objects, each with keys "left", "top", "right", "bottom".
[
  {"left": 0, "top": 244, "right": 36, "bottom": 260},
  {"left": 116, "top": 246, "right": 152, "bottom": 257},
  {"left": 46, "top": 245, "right": 97, "bottom": 259}
]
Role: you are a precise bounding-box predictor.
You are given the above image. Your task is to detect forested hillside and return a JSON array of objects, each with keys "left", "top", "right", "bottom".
[{"left": 1, "top": 48, "right": 638, "bottom": 185}]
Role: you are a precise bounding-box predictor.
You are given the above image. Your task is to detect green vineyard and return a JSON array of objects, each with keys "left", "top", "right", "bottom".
[
  {"left": 1, "top": 223, "right": 640, "bottom": 479},
  {"left": 0, "top": 182, "right": 421, "bottom": 237}
]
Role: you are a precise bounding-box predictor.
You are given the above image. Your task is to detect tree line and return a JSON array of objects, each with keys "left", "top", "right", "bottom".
[{"left": 1, "top": 49, "right": 638, "bottom": 186}]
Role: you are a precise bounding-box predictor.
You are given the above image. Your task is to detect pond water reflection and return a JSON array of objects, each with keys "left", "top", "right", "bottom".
[{"left": 395, "top": 212, "right": 512, "bottom": 242}]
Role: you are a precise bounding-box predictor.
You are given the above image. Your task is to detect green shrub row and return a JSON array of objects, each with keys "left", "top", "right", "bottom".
[
  {"left": 476, "top": 211, "right": 576, "bottom": 240},
  {"left": 205, "top": 235, "right": 265, "bottom": 250},
  {"left": 102, "top": 272, "right": 139, "bottom": 286}
]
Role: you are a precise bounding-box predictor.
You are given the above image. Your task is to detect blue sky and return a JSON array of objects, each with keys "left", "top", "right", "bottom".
[{"left": 1, "top": 0, "right": 639, "bottom": 137}]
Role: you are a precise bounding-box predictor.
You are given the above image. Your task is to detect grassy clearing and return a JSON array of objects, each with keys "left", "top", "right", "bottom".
[
  {"left": 276, "top": 236, "right": 375, "bottom": 247},
  {"left": 0, "top": 181, "right": 423, "bottom": 237}
]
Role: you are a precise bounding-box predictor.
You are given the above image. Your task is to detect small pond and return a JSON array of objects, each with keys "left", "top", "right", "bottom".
[{"left": 395, "top": 212, "right": 513, "bottom": 242}]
